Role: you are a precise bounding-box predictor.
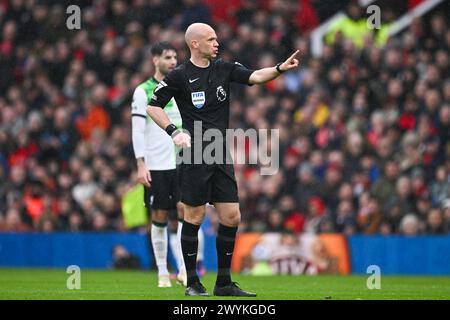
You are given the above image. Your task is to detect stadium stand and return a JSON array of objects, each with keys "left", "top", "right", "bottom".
[{"left": 0, "top": 0, "right": 449, "bottom": 237}]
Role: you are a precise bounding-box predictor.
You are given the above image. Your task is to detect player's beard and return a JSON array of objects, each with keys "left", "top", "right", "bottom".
[{"left": 160, "top": 65, "right": 173, "bottom": 76}]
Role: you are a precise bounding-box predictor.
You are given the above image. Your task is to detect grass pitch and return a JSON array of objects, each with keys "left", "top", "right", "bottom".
[{"left": 0, "top": 268, "right": 449, "bottom": 300}]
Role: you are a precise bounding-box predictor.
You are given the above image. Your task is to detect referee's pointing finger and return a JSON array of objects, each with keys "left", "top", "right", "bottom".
[{"left": 287, "top": 50, "right": 300, "bottom": 62}]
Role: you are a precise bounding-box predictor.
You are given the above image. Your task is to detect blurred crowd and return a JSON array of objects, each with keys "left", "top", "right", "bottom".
[{"left": 0, "top": 0, "right": 449, "bottom": 235}]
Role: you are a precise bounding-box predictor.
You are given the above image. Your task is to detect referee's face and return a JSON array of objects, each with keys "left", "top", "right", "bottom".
[
  {"left": 156, "top": 49, "right": 177, "bottom": 76},
  {"left": 197, "top": 30, "right": 219, "bottom": 59}
]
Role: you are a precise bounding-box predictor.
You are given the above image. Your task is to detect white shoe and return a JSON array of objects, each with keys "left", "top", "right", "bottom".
[
  {"left": 158, "top": 275, "right": 172, "bottom": 288},
  {"left": 176, "top": 272, "right": 187, "bottom": 287}
]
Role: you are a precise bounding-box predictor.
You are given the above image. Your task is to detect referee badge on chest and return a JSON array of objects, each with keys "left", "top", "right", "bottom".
[{"left": 191, "top": 91, "right": 205, "bottom": 109}]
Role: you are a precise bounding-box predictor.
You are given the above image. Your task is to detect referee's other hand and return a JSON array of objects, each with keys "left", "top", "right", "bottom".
[
  {"left": 280, "top": 50, "right": 300, "bottom": 72},
  {"left": 137, "top": 163, "right": 151, "bottom": 187},
  {"left": 172, "top": 132, "right": 191, "bottom": 148}
]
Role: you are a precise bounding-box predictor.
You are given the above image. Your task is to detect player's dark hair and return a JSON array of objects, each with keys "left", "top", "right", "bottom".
[{"left": 151, "top": 42, "right": 176, "bottom": 56}]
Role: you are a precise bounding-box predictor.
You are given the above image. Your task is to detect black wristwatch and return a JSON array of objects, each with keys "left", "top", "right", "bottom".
[
  {"left": 165, "top": 123, "right": 177, "bottom": 136},
  {"left": 276, "top": 62, "right": 285, "bottom": 74}
]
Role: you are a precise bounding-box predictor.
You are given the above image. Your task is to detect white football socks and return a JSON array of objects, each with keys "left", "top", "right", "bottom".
[
  {"left": 151, "top": 223, "right": 169, "bottom": 276},
  {"left": 171, "top": 221, "right": 186, "bottom": 274},
  {"left": 197, "top": 225, "right": 205, "bottom": 263}
]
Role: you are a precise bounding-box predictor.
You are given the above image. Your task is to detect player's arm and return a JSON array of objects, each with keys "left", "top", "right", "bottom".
[
  {"left": 131, "top": 87, "right": 151, "bottom": 187},
  {"left": 248, "top": 50, "right": 300, "bottom": 85},
  {"left": 146, "top": 75, "right": 191, "bottom": 148}
]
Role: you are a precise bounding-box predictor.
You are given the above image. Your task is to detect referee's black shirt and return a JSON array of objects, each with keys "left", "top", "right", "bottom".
[{"left": 150, "top": 59, "right": 254, "bottom": 138}]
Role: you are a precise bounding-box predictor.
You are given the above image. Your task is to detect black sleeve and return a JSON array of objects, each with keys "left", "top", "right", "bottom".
[
  {"left": 149, "top": 70, "right": 180, "bottom": 108},
  {"left": 228, "top": 61, "right": 254, "bottom": 84}
]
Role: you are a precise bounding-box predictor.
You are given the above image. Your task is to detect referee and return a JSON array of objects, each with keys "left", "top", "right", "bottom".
[
  {"left": 132, "top": 42, "right": 206, "bottom": 288},
  {"left": 147, "top": 23, "right": 300, "bottom": 296}
]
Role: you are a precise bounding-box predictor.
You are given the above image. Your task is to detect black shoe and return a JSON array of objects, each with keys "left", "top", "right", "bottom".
[
  {"left": 213, "top": 282, "right": 257, "bottom": 297},
  {"left": 185, "top": 282, "right": 210, "bottom": 296}
]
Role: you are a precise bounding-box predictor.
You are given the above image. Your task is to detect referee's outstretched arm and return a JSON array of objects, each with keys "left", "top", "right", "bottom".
[{"left": 249, "top": 50, "right": 300, "bottom": 85}]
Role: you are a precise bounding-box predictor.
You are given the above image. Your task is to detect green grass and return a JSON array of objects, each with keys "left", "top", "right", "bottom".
[{"left": 0, "top": 268, "right": 449, "bottom": 300}]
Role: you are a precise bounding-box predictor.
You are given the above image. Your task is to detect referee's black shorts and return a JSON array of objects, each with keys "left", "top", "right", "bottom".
[
  {"left": 179, "top": 163, "right": 239, "bottom": 207},
  {"left": 144, "top": 169, "right": 179, "bottom": 211}
]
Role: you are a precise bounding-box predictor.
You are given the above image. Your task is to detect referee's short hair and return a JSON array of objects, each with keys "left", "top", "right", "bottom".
[{"left": 151, "top": 42, "right": 176, "bottom": 57}]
